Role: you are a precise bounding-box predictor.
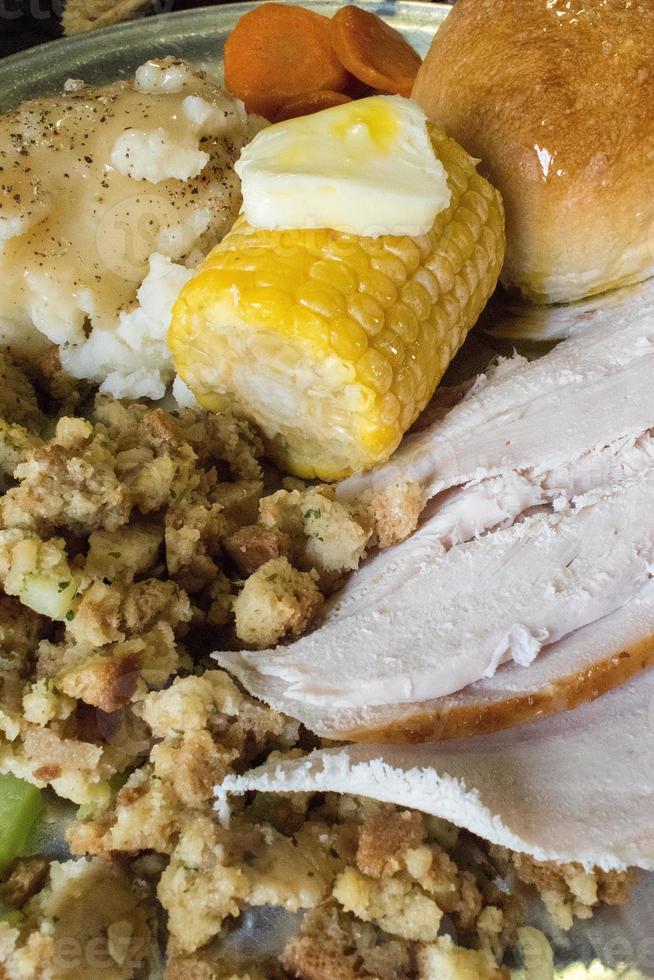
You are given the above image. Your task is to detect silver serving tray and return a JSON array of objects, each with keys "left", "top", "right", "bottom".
[{"left": 0, "top": 4, "right": 652, "bottom": 974}]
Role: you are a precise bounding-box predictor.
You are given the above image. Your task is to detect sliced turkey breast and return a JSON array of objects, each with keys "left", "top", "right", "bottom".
[
  {"left": 425, "top": 431, "right": 654, "bottom": 549},
  {"left": 245, "top": 579, "right": 654, "bottom": 742},
  {"left": 217, "top": 474, "right": 654, "bottom": 723},
  {"left": 216, "top": 665, "right": 654, "bottom": 871}
]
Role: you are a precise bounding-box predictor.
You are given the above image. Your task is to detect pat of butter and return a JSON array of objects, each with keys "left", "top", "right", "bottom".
[{"left": 235, "top": 95, "right": 451, "bottom": 238}]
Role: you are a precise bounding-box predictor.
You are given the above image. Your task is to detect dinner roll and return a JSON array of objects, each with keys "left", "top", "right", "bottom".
[{"left": 412, "top": 0, "right": 654, "bottom": 305}]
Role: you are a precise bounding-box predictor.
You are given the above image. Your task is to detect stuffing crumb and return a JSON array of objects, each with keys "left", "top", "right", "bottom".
[
  {"left": 0, "top": 420, "right": 43, "bottom": 478},
  {"left": 0, "top": 857, "right": 49, "bottom": 909},
  {"left": 282, "top": 905, "right": 413, "bottom": 980},
  {"left": 68, "top": 578, "right": 191, "bottom": 647},
  {"left": 356, "top": 809, "right": 425, "bottom": 878},
  {"left": 158, "top": 815, "right": 249, "bottom": 953},
  {"left": 417, "top": 936, "right": 508, "bottom": 979},
  {"left": 178, "top": 408, "right": 264, "bottom": 482},
  {"left": 165, "top": 949, "right": 284, "bottom": 980},
  {"left": 233, "top": 557, "right": 324, "bottom": 648},
  {"left": 3, "top": 417, "right": 131, "bottom": 535},
  {"left": 151, "top": 730, "right": 238, "bottom": 807},
  {"left": 165, "top": 502, "right": 227, "bottom": 593},
  {"left": 333, "top": 864, "right": 443, "bottom": 941},
  {"left": 366, "top": 480, "right": 428, "bottom": 548},
  {"left": 258, "top": 486, "right": 371, "bottom": 587},
  {"left": 0, "top": 353, "right": 44, "bottom": 431},
  {"left": 81, "top": 523, "right": 163, "bottom": 586},
  {"left": 0, "top": 858, "right": 155, "bottom": 978},
  {"left": 54, "top": 622, "right": 182, "bottom": 711},
  {"left": 29, "top": 345, "right": 88, "bottom": 408},
  {"left": 160, "top": 814, "right": 324, "bottom": 954},
  {"left": 495, "top": 849, "right": 635, "bottom": 931},
  {"left": 223, "top": 524, "right": 292, "bottom": 577}
]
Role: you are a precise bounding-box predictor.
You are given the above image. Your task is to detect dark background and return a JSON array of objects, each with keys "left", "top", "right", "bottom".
[
  {"left": 0, "top": 0, "right": 237, "bottom": 57},
  {"left": 0, "top": 0, "right": 452, "bottom": 59},
  {"left": 2, "top": 1, "right": 63, "bottom": 55}
]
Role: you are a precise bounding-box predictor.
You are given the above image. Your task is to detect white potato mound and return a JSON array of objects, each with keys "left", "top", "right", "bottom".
[{"left": 0, "top": 58, "right": 258, "bottom": 400}]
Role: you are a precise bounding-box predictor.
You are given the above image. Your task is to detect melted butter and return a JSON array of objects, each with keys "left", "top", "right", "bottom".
[
  {"left": 236, "top": 95, "right": 450, "bottom": 237},
  {"left": 0, "top": 59, "right": 247, "bottom": 350},
  {"left": 329, "top": 98, "right": 400, "bottom": 156},
  {"left": 275, "top": 97, "right": 400, "bottom": 171}
]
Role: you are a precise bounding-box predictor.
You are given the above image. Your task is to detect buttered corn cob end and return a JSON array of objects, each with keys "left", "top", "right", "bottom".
[{"left": 169, "top": 125, "right": 505, "bottom": 481}]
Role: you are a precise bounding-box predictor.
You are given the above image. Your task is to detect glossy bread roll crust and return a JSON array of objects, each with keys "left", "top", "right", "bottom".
[{"left": 412, "top": 0, "right": 654, "bottom": 305}]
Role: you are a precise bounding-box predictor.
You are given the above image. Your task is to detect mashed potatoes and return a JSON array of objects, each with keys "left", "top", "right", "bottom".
[{"left": 0, "top": 58, "right": 257, "bottom": 399}]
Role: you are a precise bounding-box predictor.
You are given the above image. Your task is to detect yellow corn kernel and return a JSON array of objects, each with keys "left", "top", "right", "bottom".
[{"left": 169, "top": 126, "right": 505, "bottom": 481}]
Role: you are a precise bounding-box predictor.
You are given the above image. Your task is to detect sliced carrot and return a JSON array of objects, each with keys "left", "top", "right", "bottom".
[
  {"left": 329, "top": 5, "right": 422, "bottom": 99},
  {"left": 224, "top": 3, "right": 351, "bottom": 119},
  {"left": 273, "top": 90, "right": 353, "bottom": 122}
]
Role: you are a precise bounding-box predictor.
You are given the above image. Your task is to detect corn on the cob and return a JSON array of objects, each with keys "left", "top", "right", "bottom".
[{"left": 169, "top": 126, "right": 505, "bottom": 481}]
